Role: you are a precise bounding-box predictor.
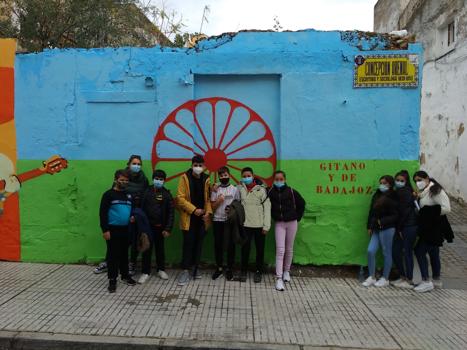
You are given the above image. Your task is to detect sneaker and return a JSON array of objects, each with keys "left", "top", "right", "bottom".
[
  {"left": 433, "top": 279, "right": 443, "bottom": 288},
  {"left": 212, "top": 269, "right": 223, "bottom": 280},
  {"left": 138, "top": 273, "right": 150, "bottom": 284},
  {"left": 395, "top": 280, "right": 414, "bottom": 289},
  {"left": 254, "top": 271, "right": 262, "bottom": 283},
  {"left": 225, "top": 269, "right": 234, "bottom": 281},
  {"left": 177, "top": 270, "right": 191, "bottom": 286},
  {"left": 414, "top": 281, "right": 434, "bottom": 293},
  {"left": 193, "top": 271, "right": 202, "bottom": 280},
  {"left": 390, "top": 278, "right": 404, "bottom": 287},
  {"left": 362, "top": 276, "right": 377, "bottom": 287},
  {"left": 157, "top": 270, "right": 169, "bottom": 280},
  {"left": 122, "top": 276, "right": 137, "bottom": 286},
  {"left": 94, "top": 262, "right": 108, "bottom": 274},
  {"left": 108, "top": 279, "right": 117, "bottom": 293},
  {"left": 275, "top": 278, "right": 285, "bottom": 291},
  {"left": 375, "top": 277, "right": 389, "bottom": 287},
  {"left": 283, "top": 271, "right": 291, "bottom": 283},
  {"left": 128, "top": 262, "right": 136, "bottom": 276},
  {"left": 239, "top": 271, "right": 247, "bottom": 282}
]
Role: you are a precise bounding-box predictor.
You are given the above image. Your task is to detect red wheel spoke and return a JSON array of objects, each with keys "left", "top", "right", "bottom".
[
  {"left": 164, "top": 137, "right": 194, "bottom": 153},
  {"left": 226, "top": 164, "right": 242, "bottom": 172},
  {"left": 230, "top": 173, "right": 240, "bottom": 184},
  {"left": 226, "top": 137, "right": 268, "bottom": 157},
  {"left": 211, "top": 102, "right": 216, "bottom": 149},
  {"left": 193, "top": 110, "right": 211, "bottom": 151},
  {"left": 172, "top": 120, "right": 208, "bottom": 154},
  {"left": 218, "top": 104, "right": 235, "bottom": 149},
  {"left": 214, "top": 172, "right": 218, "bottom": 183},
  {"left": 221, "top": 119, "right": 253, "bottom": 152},
  {"left": 166, "top": 171, "right": 187, "bottom": 182},
  {"left": 228, "top": 157, "right": 273, "bottom": 162}
]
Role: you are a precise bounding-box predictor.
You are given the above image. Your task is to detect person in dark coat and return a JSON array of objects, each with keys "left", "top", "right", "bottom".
[
  {"left": 268, "top": 170, "right": 305, "bottom": 291},
  {"left": 362, "top": 175, "right": 399, "bottom": 288},
  {"left": 138, "top": 169, "right": 174, "bottom": 284},
  {"left": 391, "top": 170, "right": 418, "bottom": 289}
]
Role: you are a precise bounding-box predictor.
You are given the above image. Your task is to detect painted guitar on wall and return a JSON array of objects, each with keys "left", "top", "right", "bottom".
[{"left": 0, "top": 154, "right": 68, "bottom": 215}]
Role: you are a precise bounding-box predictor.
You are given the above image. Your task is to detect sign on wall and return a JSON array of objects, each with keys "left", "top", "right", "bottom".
[{"left": 353, "top": 54, "right": 419, "bottom": 88}]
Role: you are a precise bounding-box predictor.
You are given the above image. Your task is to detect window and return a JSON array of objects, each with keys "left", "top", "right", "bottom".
[{"left": 448, "top": 21, "right": 455, "bottom": 46}]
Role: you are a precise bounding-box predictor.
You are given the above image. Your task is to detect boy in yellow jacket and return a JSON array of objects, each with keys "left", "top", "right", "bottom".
[{"left": 176, "top": 155, "right": 212, "bottom": 286}]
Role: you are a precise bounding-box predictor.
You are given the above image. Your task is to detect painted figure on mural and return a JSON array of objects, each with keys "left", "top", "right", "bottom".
[{"left": 0, "top": 154, "right": 68, "bottom": 216}]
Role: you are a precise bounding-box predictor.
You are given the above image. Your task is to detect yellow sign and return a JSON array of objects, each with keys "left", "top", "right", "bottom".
[{"left": 353, "top": 54, "right": 419, "bottom": 88}]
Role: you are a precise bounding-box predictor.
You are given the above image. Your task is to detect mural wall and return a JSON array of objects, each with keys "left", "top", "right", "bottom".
[{"left": 1, "top": 31, "right": 422, "bottom": 266}]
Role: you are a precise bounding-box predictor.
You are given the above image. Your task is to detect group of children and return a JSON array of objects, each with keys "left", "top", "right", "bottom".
[
  {"left": 363, "top": 170, "right": 453, "bottom": 293},
  {"left": 98, "top": 155, "right": 453, "bottom": 295},
  {"left": 98, "top": 155, "right": 306, "bottom": 293}
]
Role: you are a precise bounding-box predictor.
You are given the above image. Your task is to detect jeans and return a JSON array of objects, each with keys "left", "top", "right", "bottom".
[
  {"left": 275, "top": 220, "right": 298, "bottom": 278},
  {"left": 415, "top": 241, "right": 441, "bottom": 281},
  {"left": 181, "top": 219, "right": 206, "bottom": 272},
  {"left": 141, "top": 227, "right": 165, "bottom": 274},
  {"left": 367, "top": 228, "right": 396, "bottom": 279},
  {"left": 213, "top": 221, "right": 235, "bottom": 270},
  {"left": 392, "top": 225, "right": 418, "bottom": 280},
  {"left": 107, "top": 226, "right": 130, "bottom": 280},
  {"left": 241, "top": 227, "right": 265, "bottom": 273}
]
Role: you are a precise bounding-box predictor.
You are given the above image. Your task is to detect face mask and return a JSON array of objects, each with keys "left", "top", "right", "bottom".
[
  {"left": 379, "top": 184, "right": 389, "bottom": 193},
  {"left": 192, "top": 166, "right": 204, "bottom": 175},
  {"left": 242, "top": 176, "right": 253, "bottom": 185},
  {"left": 416, "top": 180, "right": 427, "bottom": 191},
  {"left": 116, "top": 181, "right": 128, "bottom": 190},
  {"left": 130, "top": 164, "right": 141, "bottom": 173},
  {"left": 219, "top": 177, "right": 230, "bottom": 185},
  {"left": 274, "top": 181, "right": 285, "bottom": 188},
  {"left": 395, "top": 181, "right": 406, "bottom": 189},
  {"left": 153, "top": 179, "right": 164, "bottom": 188}
]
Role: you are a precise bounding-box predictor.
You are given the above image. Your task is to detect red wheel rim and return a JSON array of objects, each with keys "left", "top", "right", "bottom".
[{"left": 152, "top": 97, "right": 277, "bottom": 186}]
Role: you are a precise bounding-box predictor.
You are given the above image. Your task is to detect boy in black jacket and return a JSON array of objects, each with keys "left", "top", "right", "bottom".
[
  {"left": 99, "top": 169, "right": 137, "bottom": 293},
  {"left": 138, "top": 169, "right": 174, "bottom": 283}
]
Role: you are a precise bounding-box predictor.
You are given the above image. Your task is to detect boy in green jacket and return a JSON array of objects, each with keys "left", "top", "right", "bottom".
[{"left": 238, "top": 167, "right": 271, "bottom": 283}]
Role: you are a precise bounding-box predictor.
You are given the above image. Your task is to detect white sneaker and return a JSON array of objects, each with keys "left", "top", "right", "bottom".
[
  {"left": 275, "top": 279, "right": 285, "bottom": 291},
  {"left": 390, "top": 278, "right": 404, "bottom": 287},
  {"left": 414, "top": 281, "right": 434, "bottom": 293},
  {"left": 138, "top": 273, "right": 150, "bottom": 284},
  {"left": 395, "top": 280, "right": 414, "bottom": 289},
  {"left": 362, "top": 276, "right": 377, "bottom": 287},
  {"left": 158, "top": 270, "right": 169, "bottom": 280},
  {"left": 433, "top": 279, "right": 443, "bottom": 288},
  {"left": 283, "top": 271, "right": 291, "bottom": 282},
  {"left": 374, "top": 277, "right": 389, "bottom": 287}
]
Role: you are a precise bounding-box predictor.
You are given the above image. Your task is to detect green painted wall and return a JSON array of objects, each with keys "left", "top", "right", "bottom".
[{"left": 18, "top": 159, "right": 418, "bottom": 266}]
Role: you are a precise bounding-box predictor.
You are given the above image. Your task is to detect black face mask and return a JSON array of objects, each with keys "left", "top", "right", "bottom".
[{"left": 219, "top": 177, "right": 230, "bottom": 185}]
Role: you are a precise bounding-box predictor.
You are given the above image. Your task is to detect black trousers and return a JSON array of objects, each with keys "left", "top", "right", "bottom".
[
  {"left": 107, "top": 226, "right": 130, "bottom": 280},
  {"left": 241, "top": 227, "right": 265, "bottom": 273},
  {"left": 213, "top": 221, "right": 235, "bottom": 270},
  {"left": 182, "top": 219, "right": 206, "bottom": 271},
  {"left": 141, "top": 227, "right": 165, "bottom": 274}
]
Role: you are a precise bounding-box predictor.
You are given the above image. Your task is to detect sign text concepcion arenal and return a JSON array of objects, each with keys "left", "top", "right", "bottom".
[{"left": 353, "top": 54, "right": 418, "bottom": 88}]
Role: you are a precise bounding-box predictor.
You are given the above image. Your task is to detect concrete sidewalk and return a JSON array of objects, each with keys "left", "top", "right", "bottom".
[
  {"left": 0, "top": 200, "right": 466, "bottom": 350},
  {"left": 0, "top": 261, "right": 467, "bottom": 350}
]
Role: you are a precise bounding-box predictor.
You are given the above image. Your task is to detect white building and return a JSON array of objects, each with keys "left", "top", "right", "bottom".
[{"left": 375, "top": 0, "right": 467, "bottom": 202}]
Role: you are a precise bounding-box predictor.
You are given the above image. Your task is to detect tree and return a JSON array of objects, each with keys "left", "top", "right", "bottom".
[{"left": 0, "top": 0, "right": 184, "bottom": 51}]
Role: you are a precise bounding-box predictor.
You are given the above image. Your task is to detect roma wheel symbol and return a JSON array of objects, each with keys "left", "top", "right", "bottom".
[{"left": 152, "top": 97, "right": 277, "bottom": 185}]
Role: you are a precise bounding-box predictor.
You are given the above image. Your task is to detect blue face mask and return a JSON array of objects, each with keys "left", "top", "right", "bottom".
[
  {"left": 242, "top": 176, "right": 253, "bottom": 185},
  {"left": 130, "top": 164, "right": 141, "bottom": 173},
  {"left": 379, "top": 184, "right": 389, "bottom": 192},
  {"left": 153, "top": 179, "right": 164, "bottom": 188},
  {"left": 274, "top": 181, "right": 285, "bottom": 188},
  {"left": 395, "top": 181, "right": 406, "bottom": 189}
]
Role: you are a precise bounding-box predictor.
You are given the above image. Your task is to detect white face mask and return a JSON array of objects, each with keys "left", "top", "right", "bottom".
[
  {"left": 193, "top": 166, "right": 204, "bottom": 175},
  {"left": 416, "top": 180, "right": 427, "bottom": 190}
]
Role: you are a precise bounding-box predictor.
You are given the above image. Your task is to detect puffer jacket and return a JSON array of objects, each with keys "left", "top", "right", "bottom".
[
  {"left": 237, "top": 181, "right": 271, "bottom": 231},
  {"left": 175, "top": 170, "right": 212, "bottom": 231}
]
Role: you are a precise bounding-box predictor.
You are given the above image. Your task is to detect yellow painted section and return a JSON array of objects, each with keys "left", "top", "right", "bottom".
[{"left": 0, "top": 39, "right": 16, "bottom": 68}]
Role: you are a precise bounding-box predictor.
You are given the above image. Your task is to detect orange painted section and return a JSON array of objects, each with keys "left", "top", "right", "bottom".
[{"left": 0, "top": 39, "right": 19, "bottom": 261}]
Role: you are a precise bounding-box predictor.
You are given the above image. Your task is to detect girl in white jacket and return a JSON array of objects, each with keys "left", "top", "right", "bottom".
[{"left": 413, "top": 170, "right": 451, "bottom": 293}]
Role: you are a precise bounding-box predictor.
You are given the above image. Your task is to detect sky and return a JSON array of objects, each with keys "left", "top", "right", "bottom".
[{"left": 154, "top": 0, "right": 379, "bottom": 36}]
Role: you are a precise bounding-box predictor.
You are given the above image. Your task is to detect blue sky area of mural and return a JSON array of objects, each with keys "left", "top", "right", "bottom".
[{"left": 14, "top": 31, "right": 422, "bottom": 162}]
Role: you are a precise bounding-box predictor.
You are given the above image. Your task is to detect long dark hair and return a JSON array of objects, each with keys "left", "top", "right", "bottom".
[
  {"left": 413, "top": 170, "right": 443, "bottom": 196},
  {"left": 395, "top": 170, "right": 413, "bottom": 191},
  {"left": 379, "top": 175, "right": 395, "bottom": 191}
]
